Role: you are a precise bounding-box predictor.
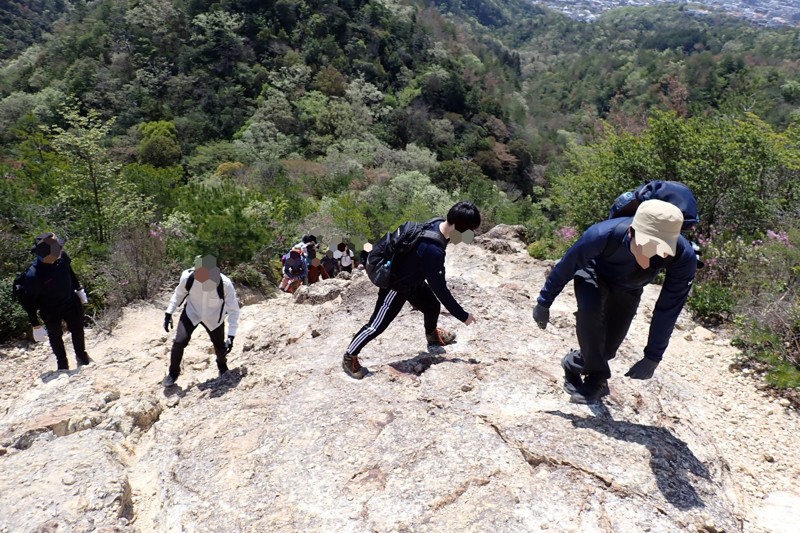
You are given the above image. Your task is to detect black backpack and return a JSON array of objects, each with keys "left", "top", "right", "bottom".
[
  {"left": 607, "top": 180, "right": 703, "bottom": 268},
  {"left": 609, "top": 180, "right": 699, "bottom": 231},
  {"left": 11, "top": 267, "right": 32, "bottom": 306},
  {"left": 366, "top": 217, "right": 447, "bottom": 289}
]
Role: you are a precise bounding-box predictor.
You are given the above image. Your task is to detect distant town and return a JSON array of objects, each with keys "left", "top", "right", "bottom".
[{"left": 532, "top": 0, "right": 800, "bottom": 27}]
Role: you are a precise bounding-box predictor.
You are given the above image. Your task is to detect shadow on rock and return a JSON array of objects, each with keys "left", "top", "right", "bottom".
[
  {"left": 163, "top": 384, "right": 187, "bottom": 399},
  {"left": 196, "top": 366, "right": 247, "bottom": 398},
  {"left": 389, "top": 352, "right": 479, "bottom": 376},
  {"left": 39, "top": 368, "right": 80, "bottom": 383},
  {"left": 546, "top": 405, "right": 710, "bottom": 510}
]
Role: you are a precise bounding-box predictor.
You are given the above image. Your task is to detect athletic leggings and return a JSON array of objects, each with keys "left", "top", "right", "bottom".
[
  {"left": 345, "top": 283, "right": 440, "bottom": 356},
  {"left": 169, "top": 310, "right": 228, "bottom": 379}
]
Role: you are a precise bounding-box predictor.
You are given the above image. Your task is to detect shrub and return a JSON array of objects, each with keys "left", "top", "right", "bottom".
[
  {"left": 726, "top": 229, "right": 800, "bottom": 388},
  {"left": 687, "top": 281, "right": 735, "bottom": 325},
  {"left": 527, "top": 225, "right": 578, "bottom": 260},
  {"left": 0, "top": 277, "right": 30, "bottom": 340},
  {"left": 103, "top": 224, "right": 173, "bottom": 304},
  {"left": 228, "top": 262, "right": 269, "bottom": 290}
]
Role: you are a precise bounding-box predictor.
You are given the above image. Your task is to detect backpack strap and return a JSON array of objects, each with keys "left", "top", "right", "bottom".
[
  {"left": 179, "top": 270, "right": 227, "bottom": 320},
  {"left": 418, "top": 217, "right": 447, "bottom": 248},
  {"left": 601, "top": 219, "right": 632, "bottom": 259}
]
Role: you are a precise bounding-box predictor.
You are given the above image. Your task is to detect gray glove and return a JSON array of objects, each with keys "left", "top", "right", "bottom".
[
  {"left": 532, "top": 303, "right": 550, "bottom": 329},
  {"left": 225, "top": 335, "right": 235, "bottom": 354},
  {"left": 624, "top": 357, "right": 660, "bottom": 379}
]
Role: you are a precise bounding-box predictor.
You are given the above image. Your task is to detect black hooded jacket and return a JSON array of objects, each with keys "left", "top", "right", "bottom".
[{"left": 21, "top": 252, "right": 81, "bottom": 325}]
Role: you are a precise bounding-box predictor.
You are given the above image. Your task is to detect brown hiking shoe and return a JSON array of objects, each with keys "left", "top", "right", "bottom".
[
  {"left": 342, "top": 354, "right": 368, "bottom": 379},
  {"left": 426, "top": 328, "right": 456, "bottom": 346}
]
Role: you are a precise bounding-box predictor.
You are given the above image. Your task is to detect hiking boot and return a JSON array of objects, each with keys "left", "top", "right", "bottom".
[
  {"left": 561, "top": 350, "right": 583, "bottom": 394},
  {"left": 570, "top": 375, "right": 610, "bottom": 404},
  {"left": 162, "top": 374, "right": 178, "bottom": 387},
  {"left": 426, "top": 328, "right": 456, "bottom": 352},
  {"left": 342, "top": 354, "right": 368, "bottom": 380},
  {"left": 77, "top": 354, "right": 92, "bottom": 367}
]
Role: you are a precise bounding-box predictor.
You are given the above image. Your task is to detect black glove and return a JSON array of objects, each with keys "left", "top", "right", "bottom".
[
  {"left": 624, "top": 357, "right": 660, "bottom": 379},
  {"left": 225, "top": 335, "right": 235, "bottom": 354},
  {"left": 532, "top": 303, "right": 550, "bottom": 329},
  {"left": 164, "top": 313, "right": 173, "bottom": 333}
]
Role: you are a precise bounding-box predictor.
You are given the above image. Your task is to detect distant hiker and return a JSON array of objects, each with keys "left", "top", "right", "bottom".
[
  {"left": 532, "top": 200, "right": 697, "bottom": 404},
  {"left": 18, "top": 233, "right": 91, "bottom": 370},
  {"left": 162, "top": 255, "right": 240, "bottom": 387},
  {"left": 341, "top": 201, "right": 481, "bottom": 380},
  {"left": 335, "top": 242, "right": 355, "bottom": 273},
  {"left": 301, "top": 234, "right": 318, "bottom": 265},
  {"left": 279, "top": 248, "right": 307, "bottom": 293},
  {"left": 321, "top": 250, "right": 338, "bottom": 278},
  {"left": 358, "top": 243, "right": 372, "bottom": 270},
  {"left": 307, "top": 257, "right": 330, "bottom": 284}
]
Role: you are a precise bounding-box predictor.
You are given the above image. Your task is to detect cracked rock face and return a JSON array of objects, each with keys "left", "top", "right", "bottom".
[{"left": 1, "top": 225, "right": 800, "bottom": 532}]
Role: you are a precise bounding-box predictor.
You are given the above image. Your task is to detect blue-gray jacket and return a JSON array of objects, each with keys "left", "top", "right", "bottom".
[{"left": 537, "top": 217, "right": 697, "bottom": 362}]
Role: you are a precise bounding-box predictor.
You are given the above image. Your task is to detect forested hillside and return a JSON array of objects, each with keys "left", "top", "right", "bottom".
[
  {"left": 0, "top": 0, "right": 72, "bottom": 60},
  {"left": 1, "top": 0, "right": 799, "bottom": 388}
]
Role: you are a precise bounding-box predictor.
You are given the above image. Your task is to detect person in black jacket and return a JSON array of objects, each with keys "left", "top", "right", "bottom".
[
  {"left": 532, "top": 200, "right": 697, "bottom": 404},
  {"left": 20, "top": 233, "right": 90, "bottom": 370},
  {"left": 342, "top": 201, "right": 481, "bottom": 380}
]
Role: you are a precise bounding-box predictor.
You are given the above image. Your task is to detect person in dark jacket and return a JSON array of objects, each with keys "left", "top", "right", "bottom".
[
  {"left": 341, "top": 201, "right": 481, "bottom": 380},
  {"left": 532, "top": 200, "right": 697, "bottom": 404},
  {"left": 20, "top": 233, "right": 90, "bottom": 370}
]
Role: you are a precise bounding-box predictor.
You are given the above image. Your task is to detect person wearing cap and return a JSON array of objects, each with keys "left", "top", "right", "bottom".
[
  {"left": 162, "top": 256, "right": 240, "bottom": 387},
  {"left": 531, "top": 199, "right": 698, "bottom": 404},
  {"left": 20, "top": 232, "right": 91, "bottom": 370}
]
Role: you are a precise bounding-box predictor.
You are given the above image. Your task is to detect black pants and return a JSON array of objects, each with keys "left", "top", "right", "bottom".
[
  {"left": 169, "top": 310, "right": 228, "bottom": 379},
  {"left": 564, "top": 268, "right": 641, "bottom": 380},
  {"left": 345, "top": 283, "right": 440, "bottom": 356},
  {"left": 43, "top": 295, "right": 87, "bottom": 370}
]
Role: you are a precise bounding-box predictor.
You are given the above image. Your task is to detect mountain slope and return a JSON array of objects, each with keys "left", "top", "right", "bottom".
[{"left": 1, "top": 227, "right": 799, "bottom": 531}]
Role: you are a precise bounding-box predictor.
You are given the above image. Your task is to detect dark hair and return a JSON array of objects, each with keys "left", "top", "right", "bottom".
[
  {"left": 337, "top": 242, "right": 346, "bottom": 252},
  {"left": 447, "top": 201, "right": 481, "bottom": 233}
]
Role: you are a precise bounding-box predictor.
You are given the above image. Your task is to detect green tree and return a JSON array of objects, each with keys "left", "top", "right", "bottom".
[
  {"left": 48, "top": 103, "right": 154, "bottom": 243},
  {"left": 139, "top": 120, "right": 182, "bottom": 167}
]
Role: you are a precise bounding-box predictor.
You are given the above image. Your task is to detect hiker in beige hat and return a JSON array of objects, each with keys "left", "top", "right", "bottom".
[{"left": 532, "top": 199, "right": 697, "bottom": 404}]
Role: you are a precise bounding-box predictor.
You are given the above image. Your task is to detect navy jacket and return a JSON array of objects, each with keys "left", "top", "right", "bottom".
[
  {"left": 21, "top": 252, "right": 82, "bottom": 325},
  {"left": 392, "top": 222, "right": 469, "bottom": 323},
  {"left": 537, "top": 217, "right": 697, "bottom": 361}
]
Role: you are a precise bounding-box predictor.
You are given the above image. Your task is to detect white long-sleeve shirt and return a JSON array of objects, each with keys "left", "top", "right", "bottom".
[{"left": 165, "top": 270, "right": 240, "bottom": 336}]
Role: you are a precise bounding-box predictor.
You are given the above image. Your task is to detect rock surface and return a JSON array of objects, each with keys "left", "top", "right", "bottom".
[{"left": 1, "top": 225, "right": 799, "bottom": 531}]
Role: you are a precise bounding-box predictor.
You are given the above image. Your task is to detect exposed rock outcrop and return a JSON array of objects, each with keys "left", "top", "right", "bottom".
[{"left": 1, "top": 225, "right": 799, "bottom": 532}]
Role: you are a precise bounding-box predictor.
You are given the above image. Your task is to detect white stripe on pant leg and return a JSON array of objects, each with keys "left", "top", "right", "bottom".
[{"left": 346, "top": 290, "right": 398, "bottom": 354}]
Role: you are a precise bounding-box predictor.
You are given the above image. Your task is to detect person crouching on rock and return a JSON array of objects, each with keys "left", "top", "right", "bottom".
[
  {"left": 341, "top": 201, "right": 481, "bottom": 380},
  {"left": 279, "top": 247, "right": 307, "bottom": 293},
  {"left": 162, "top": 255, "right": 240, "bottom": 387},
  {"left": 531, "top": 200, "right": 697, "bottom": 404}
]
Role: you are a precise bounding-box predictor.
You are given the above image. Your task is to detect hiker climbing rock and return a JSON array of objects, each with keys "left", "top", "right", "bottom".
[
  {"left": 342, "top": 201, "right": 481, "bottom": 379},
  {"left": 532, "top": 199, "right": 698, "bottom": 404},
  {"left": 162, "top": 255, "right": 240, "bottom": 387},
  {"left": 17, "top": 232, "right": 91, "bottom": 371}
]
